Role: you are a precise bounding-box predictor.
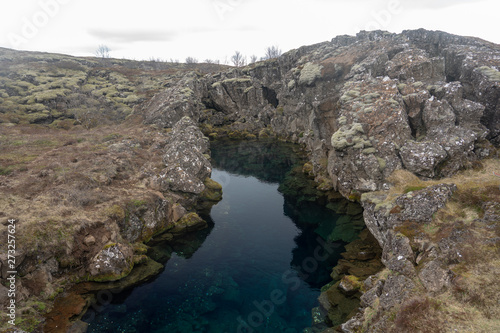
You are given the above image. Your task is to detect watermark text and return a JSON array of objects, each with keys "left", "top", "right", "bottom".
[
  {"left": 6, "top": 219, "right": 17, "bottom": 325},
  {"left": 7, "top": 0, "right": 73, "bottom": 48}
]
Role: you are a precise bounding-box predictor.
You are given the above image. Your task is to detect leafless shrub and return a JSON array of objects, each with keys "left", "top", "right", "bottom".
[
  {"left": 263, "top": 45, "right": 282, "bottom": 60},
  {"left": 394, "top": 297, "right": 444, "bottom": 333},
  {"left": 231, "top": 51, "right": 246, "bottom": 67},
  {"left": 185, "top": 56, "right": 198, "bottom": 64},
  {"left": 95, "top": 45, "right": 110, "bottom": 58}
]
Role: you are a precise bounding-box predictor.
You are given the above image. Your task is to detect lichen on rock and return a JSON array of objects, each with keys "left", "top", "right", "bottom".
[
  {"left": 331, "top": 122, "right": 371, "bottom": 151},
  {"left": 156, "top": 116, "right": 212, "bottom": 194},
  {"left": 88, "top": 243, "right": 134, "bottom": 282},
  {"left": 299, "top": 62, "right": 323, "bottom": 86},
  {"left": 399, "top": 140, "right": 447, "bottom": 178}
]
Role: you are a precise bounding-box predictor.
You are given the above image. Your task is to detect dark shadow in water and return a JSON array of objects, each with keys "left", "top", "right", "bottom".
[
  {"left": 148, "top": 216, "right": 215, "bottom": 262},
  {"left": 210, "top": 139, "right": 302, "bottom": 184},
  {"left": 210, "top": 139, "right": 362, "bottom": 290},
  {"left": 83, "top": 139, "right": 365, "bottom": 333}
]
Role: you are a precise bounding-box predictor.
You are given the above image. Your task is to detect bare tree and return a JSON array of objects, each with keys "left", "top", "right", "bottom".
[
  {"left": 204, "top": 59, "right": 220, "bottom": 64},
  {"left": 263, "top": 45, "right": 282, "bottom": 60},
  {"left": 231, "top": 51, "right": 246, "bottom": 67},
  {"left": 149, "top": 57, "right": 164, "bottom": 62},
  {"left": 185, "top": 56, "right": 198, "bottom": 64},
  {"left": 249, "top": 55, "right": 258, "bottom": 64},
  {"left": 95, "top": 45, "right": 110, "bottom": 58}
]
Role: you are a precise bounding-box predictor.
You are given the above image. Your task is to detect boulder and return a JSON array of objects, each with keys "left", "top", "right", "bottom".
[
  {"left": 338, "top": 275, "right": 362, "bottom": 296},
  {"left": 156, "top": 117, "right": 212, "bottom": 194},
  {"left": 379, "top": 274, "right": 415, "bottom": 310},
  {"left": 88, "top": 243, "right": 134, "bottom": 282},
  {"left": 399, "top": 141, "right": 447, "bottom": 178},
  {"left": 394, "top": 183, "right": 457, "bottom": 223},
  {"left": 168, "top": 212, "right": 207, "bottom": 234}
]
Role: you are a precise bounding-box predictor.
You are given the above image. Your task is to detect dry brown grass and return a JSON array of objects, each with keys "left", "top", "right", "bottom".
[
  {"left": 386, "top": 159, "right": 500, "bottom": 194},
  {"left": 392, "top": 296, "right": 445, "bottom": 333},
  {"left": 0, "top": 121, "right": 169, "bottom": 257}
]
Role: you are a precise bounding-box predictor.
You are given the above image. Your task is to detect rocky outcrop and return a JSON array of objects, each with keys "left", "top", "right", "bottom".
[
  {"left": 361, "top": 183, "right": 457, "bottom": 246},
  {"left": 149, "top": 116, "right": 212, "bottom": 196},
  {"left": 144, "top": 29, "right": 499, "bottom": 199},
  {"left": 336, "top": 180, "right": 500, "bottom": 332},
  {"left": 88, "top": 243, "right": 134, "bottom": 282},
  {"left": 85, "top": 117, "right": 219, "bottom": 283},
  {"left": 143, "top": 74, "right": 205, "bottom": 128}
]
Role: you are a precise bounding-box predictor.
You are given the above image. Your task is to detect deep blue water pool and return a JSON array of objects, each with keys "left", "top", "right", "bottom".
[{"left": 84, "top": 140, "right": 361, "bottom": 333}]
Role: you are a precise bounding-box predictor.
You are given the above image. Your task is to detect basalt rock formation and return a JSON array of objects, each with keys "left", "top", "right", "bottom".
[
  {"left": 143, "top": 29, "right": 500, "bottom": 332},
  {"left": 145, "top": 29, "right": 499, "bottom": 198}
]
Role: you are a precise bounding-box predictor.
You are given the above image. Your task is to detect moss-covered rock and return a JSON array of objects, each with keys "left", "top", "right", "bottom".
[
  {"left": 331, "top": 122, "right": 372, "bottom": 151},
  {"left": 88, "top": 243, "right": 134, "bottom": 282},
  {"left": 168, "top": 212, "right": 207, "bottom": 234},
  {"left": 197, "top": 177, "right": 223, "bottom": 212},
  {"left": 476, "top": 65, "right": 500, "bottom": 81},
  {"left": 339, "top": 275, "right": 363, "bottom": 295},
  {"left": 299, "top": 62, "right": 323, "bottom": 86}
]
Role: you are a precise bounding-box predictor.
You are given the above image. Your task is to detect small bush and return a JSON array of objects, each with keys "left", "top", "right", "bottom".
[
  {"left": 394, "top": 297, "right": 444, "bottom": 333},
  {"left": 105, "top": 204, "right": 126, "bottom": 220}
]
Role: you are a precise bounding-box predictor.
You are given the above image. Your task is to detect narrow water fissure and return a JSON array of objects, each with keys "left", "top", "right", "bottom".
[{"left": 84, "top": 140, "right": 365, "bottom": 333}]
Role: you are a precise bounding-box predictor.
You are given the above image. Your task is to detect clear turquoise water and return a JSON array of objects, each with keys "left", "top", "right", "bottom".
[{"left": 84, "top": 140, "right": 355, "bottom": 333}]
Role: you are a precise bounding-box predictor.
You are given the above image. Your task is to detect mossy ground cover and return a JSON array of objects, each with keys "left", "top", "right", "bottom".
[{"left": 0, "top": 48, "right": 227, "bottom": 129}]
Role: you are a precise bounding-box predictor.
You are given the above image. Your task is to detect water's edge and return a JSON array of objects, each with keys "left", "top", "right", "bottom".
[{"left": 59, "top": 139, "right": 379, "bottom": 333}]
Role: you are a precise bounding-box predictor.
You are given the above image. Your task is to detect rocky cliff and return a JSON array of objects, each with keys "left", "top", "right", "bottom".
[
  {"left": 142, "top": 29, "right": 500, "bottom": 332},
  {"left": 145, "top": 29, "right": 499, "bottom": 198}
]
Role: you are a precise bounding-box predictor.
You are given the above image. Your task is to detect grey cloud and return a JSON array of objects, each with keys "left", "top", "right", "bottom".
[{"left": 88, "top": 29, "right": 176, "bottom": 43}]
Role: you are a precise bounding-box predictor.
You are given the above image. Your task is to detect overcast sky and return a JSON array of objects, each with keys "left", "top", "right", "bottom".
[{"left": 0, "top": 0, "right": 498, "bottom": 63}]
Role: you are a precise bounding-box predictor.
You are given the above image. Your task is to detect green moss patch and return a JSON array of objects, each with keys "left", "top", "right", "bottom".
[
  {"left": 477, "top": 66, "right": 500, "bottom": 82},
  {"left": 299, "top": 62, "right": 323, "bottom": 86},
  {"left": 331, "top": 122, "right": 372, "bottom": 151}
]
